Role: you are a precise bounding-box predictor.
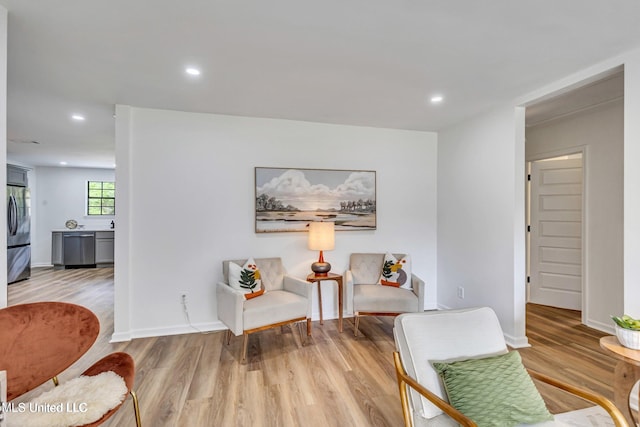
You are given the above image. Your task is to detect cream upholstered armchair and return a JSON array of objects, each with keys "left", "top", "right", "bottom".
[
  {"left": 393, "top": 307, "right": 628, "bottom": 427},
  {"left": 217, "top": 257, "right": 312, "bottom": 361},
  {"left": 345, "top": 253, "right": 425, "bottom": 336}
]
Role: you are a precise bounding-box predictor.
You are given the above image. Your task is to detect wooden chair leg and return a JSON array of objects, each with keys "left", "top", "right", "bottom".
[
  {"left": 307, "top": 318, "right": 312, "bottom": 336},
  {"left": 130, "top": 389, "right": 142, "bottom": 427},
  {"left": 242, "top": 333, "right": 249, "bottom": 361},
  {"left": 225, "top": 329, "right": 232, "bottom": 345},
  {"left": 354, "top": 315, "right": 360, "bottom": 337},
  {"left": 297, "top": 322, "right": 304, "bottom": 344},
  {"left": 294, "top": 320, "right": 309, "bottom": 343}
]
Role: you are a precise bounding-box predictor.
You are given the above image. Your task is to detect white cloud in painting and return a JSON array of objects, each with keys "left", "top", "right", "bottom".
[
  {"left": 336, "top": 172, "right": 376, "bottom": 199},
  {"left": 257, "top": 170, "right": 375, "bottom": 210}
]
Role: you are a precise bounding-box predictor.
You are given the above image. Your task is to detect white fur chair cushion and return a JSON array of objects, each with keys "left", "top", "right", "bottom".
[{"left": 7, "top": 371, "right": 127, "bottom": 427}]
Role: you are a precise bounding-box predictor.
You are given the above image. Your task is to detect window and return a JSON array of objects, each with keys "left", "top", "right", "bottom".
[{"left": 87, "top": 181, "right": 115, "bottom": 215}]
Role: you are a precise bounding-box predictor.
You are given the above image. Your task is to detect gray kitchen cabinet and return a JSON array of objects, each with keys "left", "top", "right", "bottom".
[
  {"left": 7, "top": 164, "right": 28, "bottom": 186},
  {"left": 95, "top": 231, "right": 114, "bottom": 266},
  {"left": 52, "top": 230, "right": 114, "bottom": 268},
  {"left": 52, "top": 232, "right": 63, "bottom": 266}
]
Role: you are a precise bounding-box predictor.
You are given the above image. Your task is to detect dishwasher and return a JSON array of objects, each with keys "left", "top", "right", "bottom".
[{"left": 63, "top": 232, "right": 96, "bottom": 267}]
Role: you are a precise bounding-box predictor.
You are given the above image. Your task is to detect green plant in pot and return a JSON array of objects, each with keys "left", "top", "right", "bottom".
[{"left": 612, "top": 314, "right": 640, "bottom": 350}]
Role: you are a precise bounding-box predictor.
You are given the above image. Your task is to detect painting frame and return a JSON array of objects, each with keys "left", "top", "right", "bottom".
[{"left": 255, "top": 167, "right": 376, "bottom": 233}]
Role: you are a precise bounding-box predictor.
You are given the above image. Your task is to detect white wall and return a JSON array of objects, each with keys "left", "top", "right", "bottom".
[
  {"left": 436, "top": 49, "right": 640, "bottom": 343},
  {"left": 437, "top": 106, "right": 528, "bottom": 347},
  {"left": 32, "top": 167, "right": 115, "bottom": 266},
  {"left": 624, "top": 52, "right": 640, "bottom": 318},
  {"left": 113, "top": 106, "right": 438, "bottom": 340},
  {"left": 526, "top": 99, "right": 624, "bottom": 331}
]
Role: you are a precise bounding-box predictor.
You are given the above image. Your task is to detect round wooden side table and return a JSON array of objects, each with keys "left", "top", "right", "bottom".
[
  {"left": 306, "top": 272, "right": 343, "bottom": 332},
  {"left": 600, "top": 335, "right": 640, "bottom": 426}
]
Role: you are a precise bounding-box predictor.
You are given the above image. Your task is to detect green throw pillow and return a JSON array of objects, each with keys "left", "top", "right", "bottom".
[{"left": 432, "top": 351, "right": 553, "bottom": 427}]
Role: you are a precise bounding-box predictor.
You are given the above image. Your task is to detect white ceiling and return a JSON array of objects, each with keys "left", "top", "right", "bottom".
[{"left": 2, "top": 1, "right": 640, "bottom": 169}]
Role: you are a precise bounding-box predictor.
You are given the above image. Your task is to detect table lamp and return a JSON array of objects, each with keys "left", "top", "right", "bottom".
[{"left": 308, "top": 221, "right": 335, "bottom": 276}]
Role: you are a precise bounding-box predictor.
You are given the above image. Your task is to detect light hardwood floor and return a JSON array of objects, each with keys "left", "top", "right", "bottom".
[{"left": 7, "top": 267, "right": 621, "bottom": 426}]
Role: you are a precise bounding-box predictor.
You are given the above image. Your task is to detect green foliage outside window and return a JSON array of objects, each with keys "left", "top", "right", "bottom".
[{"left": 87, "top": 181, "right": 115, "bottom": 215}]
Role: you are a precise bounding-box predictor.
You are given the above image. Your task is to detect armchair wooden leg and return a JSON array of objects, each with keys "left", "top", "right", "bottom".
[
  {"left": 297, "top": 322, "right": 304, "bottom": 344},
  {"left": 130, "top": 389, "right": 142, "bottom": 427},
  {"left": 295, "top": 319, "right": 312, "bottom": 344},
  {"left": 242, "top": 333, "right": 249, "bottom": 361},
  {"left": 225, "top": 329, "right": 232, "bottom": 345},
  {"left": 354, "top": 315, "right": 360, "bottom": 337}
]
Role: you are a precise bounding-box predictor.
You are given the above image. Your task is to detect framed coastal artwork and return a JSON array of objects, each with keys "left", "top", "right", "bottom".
[{"left": 255, "top": 167, "right": 376, "bottom": 233}]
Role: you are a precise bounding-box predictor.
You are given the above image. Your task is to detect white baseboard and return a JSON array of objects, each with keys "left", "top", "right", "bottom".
[
  {"left": 110, "top": 331, "right": 132, "bottom": 343},
  {"left": 504, "top": 333, "right": 530, "bottom": 348},
  {"left": 31, "top": 262, "right": 54, "bottom": 268},
  {"left": 311, "top": 310, "right": 352, "bottom": 321},
  {"left": 110, "top": 320, "right": 226, "bottom": 343},
  {"left": 584, "top": 317, "right": 615, "bottom": 334}
]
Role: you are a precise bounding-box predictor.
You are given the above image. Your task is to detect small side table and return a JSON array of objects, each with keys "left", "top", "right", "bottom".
[
  {"left": 306, "top": 272, "right": 343, "bottom": 333},
  {"left": 600, "top": 335, "right": 640, "bottom": 426}
]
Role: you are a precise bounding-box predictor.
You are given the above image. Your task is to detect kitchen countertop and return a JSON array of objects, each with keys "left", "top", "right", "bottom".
[{"left": 52, "top": 228, "right": 115, "bottom": 232}]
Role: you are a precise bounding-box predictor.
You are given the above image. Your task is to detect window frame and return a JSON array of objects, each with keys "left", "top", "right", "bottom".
[{"left": 87, "top": 180, "right": 115, "bottom": 216}]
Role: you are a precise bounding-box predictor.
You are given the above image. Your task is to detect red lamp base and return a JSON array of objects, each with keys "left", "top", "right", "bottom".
[{"left": 311, "top": 250, "right": 331, "bottom": 276}]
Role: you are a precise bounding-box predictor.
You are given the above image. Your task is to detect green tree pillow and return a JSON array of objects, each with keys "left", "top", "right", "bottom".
[
  {"left": 432, "top": 351, "right": 553, "bottom": 427},
  {"left": 228, "top": 258, "right": 265, "bottom": 300}
]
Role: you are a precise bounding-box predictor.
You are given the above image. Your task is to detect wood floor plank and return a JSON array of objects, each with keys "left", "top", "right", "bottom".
[
  {"left": 519, "top": 304, "right": 619, "bottom": 415},
  {"left": 185, "top": 333, "right": 225, "bottom": 400},
  {"left": 266, "top": 383, "right": 298, "bottom": 427},
  {"left": 176, "top": 397, "right": 214, "bottom": 426},
  {"left": 209, "top": 355, "right": 241, "bottom": 426},
  {"left": 6, "top": 268, "right": 626, "bottom": 426}
]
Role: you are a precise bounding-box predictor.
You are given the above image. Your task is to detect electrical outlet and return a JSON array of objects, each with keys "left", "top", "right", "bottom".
[{"left": 457, "top": 286, "right": 465, "bottom": 299}]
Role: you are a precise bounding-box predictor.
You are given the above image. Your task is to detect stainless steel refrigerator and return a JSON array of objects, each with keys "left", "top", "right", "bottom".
[{"left": 7, "top": 184, "right": 31, "bottom": 283}]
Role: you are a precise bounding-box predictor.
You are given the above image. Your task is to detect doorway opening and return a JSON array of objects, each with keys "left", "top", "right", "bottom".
[
  {"left": 523, "top": 66, "right": 624, "bottom": 332},
  {"left": 526, "top": 152, "right": 584, "bottom": 314}
]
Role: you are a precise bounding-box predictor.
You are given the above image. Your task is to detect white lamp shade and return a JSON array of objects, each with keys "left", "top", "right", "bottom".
[{"left": 308, "top": 222, "right": 335, "bottom": 251}]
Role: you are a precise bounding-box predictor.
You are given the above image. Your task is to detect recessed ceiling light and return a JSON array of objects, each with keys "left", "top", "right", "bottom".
[
  {"left": 185, "top": 67, "right": 201, "bottom": 76},
  {"left": 430, "top": 95, "right": 444, "bottom": 104},
  {"left": 71, "top": 114, "right": 85, "bottom": 121},
  {"left": 60, "top": 161, "right": 68, "bottom": 166}
]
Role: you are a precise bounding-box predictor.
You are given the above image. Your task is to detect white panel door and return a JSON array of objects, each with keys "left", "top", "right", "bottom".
[{"left": 529, "top": 158, "right": 583, "bottom": 310}]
